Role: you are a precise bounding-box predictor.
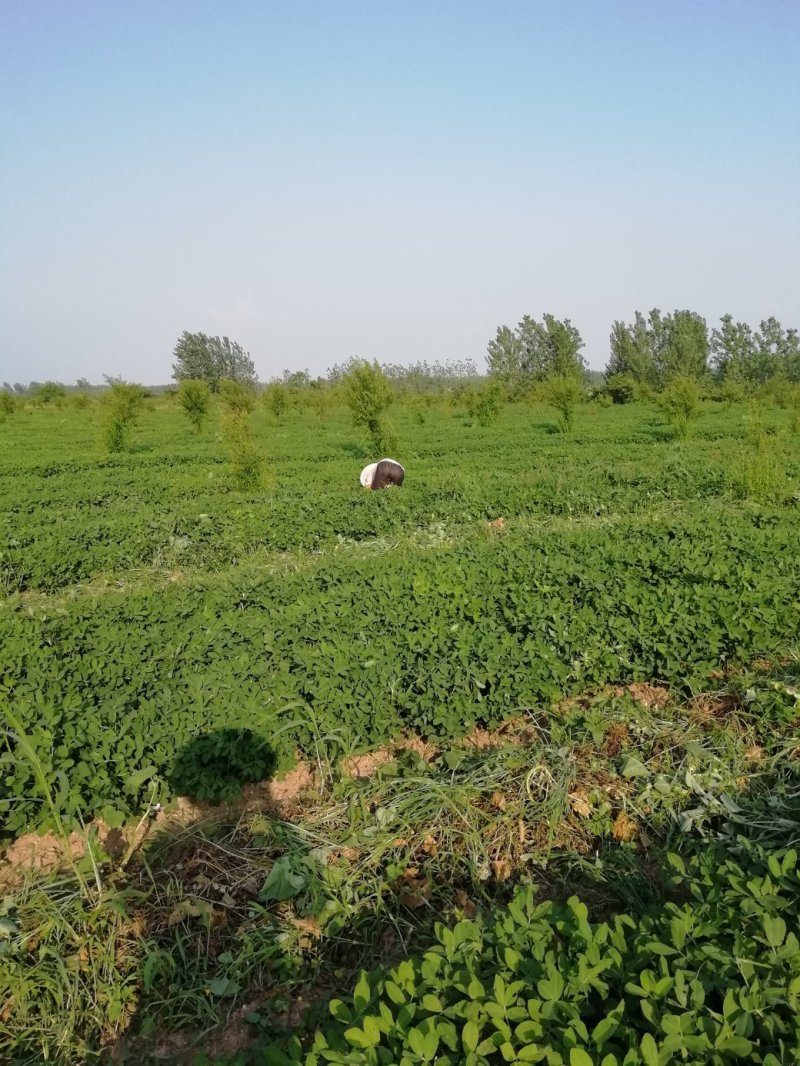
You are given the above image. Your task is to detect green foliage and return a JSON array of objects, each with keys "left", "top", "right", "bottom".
[
  {"left": 168, "top": 728, "right": 276, "bottom": 803},
  {"left": 604, "top": 372, "right": 637, "bottom": 404},
  {"left": 220, "top": 378, "right": 257, "bottom": 415},
  {"left": 711, "top": 315, "right": 800, "bottom": 387},
  {"left": 222, "top": 411, "right": 263, "bottom": 491},
  {"left": 177, "top": 379, "right": 212, "bottom": 431},
  {"left": 466, "top": 383, "right": 503, "bottom": 427},
  {"left": 102, "top": 380, "right": 147, "bottom": 453},
  {"left": 547, "top": 374, "right": 584, "bottom": 432},
  {"left": 656, "top": 375, "right": 701, "bottom": 439},
  {"left": 0, "top": 389, "right": 16, "bottom": 416},
  {"left": 32, "top": 380, "right": 67, "bottom": 406},
  {"left": 264, "top": 382, "right": 290, "bottom": 417},
  {"left": 2, "top": 510, "right": 800, "bottom": 835},
  {"left": 608, "top": 310, "right": 709, "bottom": 387},
  {"left": 488, "top": 314, "right": 586, "bottom": 389},
  {"left": 341, "top": 359, "right": 395, "bottom": 454},
  {"left": 274, "top": 839, "right": 800, "bottom": 1064},
  {"left": 172, "top": 331, "right": 257, "bottom": 392}
]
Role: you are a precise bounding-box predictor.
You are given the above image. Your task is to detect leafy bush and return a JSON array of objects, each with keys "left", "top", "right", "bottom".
[
  {"left": 220, "top": 378, "right": 257, "bottom": 416},
  {"left": 275, "top": 839, "right": 800, "bottom": 1064},
  {"left": 547, "top": 374, "right": 584, "bottom": 432},
  {"left": 604, "top": 372, "right": 637, "bottom": 405},
  {"left": 341, "top": 360, "right": 395, "bottom": 454},
  {"left": 102, "top": 381, "right": 147, "bottom": 453},
  {"left": 177, "top": 379, "right": 211, "bottom": 431},
  {"left": 0, "top": 390, "right": 16, "bottom": 417},
  {"left": 32, "top": 381, "right": 67, "bottom": 406},
  {"left": 264, "top": 382, "right": 290, "bottom": 417},
  {"left": 467, "top": 383, "right": 503, "bottom": 427},
  {"left": 656, "top": 375, "right": 701, "bottom": 439}
]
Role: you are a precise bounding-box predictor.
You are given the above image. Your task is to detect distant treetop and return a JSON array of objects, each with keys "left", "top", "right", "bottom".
[{"left": 172, "top": 331, "right": 257, "bottom": 392}]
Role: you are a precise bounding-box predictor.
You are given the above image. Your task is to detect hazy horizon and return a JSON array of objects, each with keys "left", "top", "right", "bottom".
[{"left": 2, "top": 1, "right": 798, "bottom": 386}]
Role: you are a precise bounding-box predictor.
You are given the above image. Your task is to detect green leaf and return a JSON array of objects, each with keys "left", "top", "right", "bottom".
[
  {"left": 259, "top": 856, "right": 306, "bottom": 902},
  {"left": 570, "top": 1050, "right": 594, "bottom": 1066},
  {"left": 621, "top": 756, "right": 649, "bottom": 778},
  {"left": 208, "top": 977, "right": 241, "bottom": 998},
  {"left": 763, "top": 914, "right": 786, "bottom": 948},
  {"left": 353, "top": 972, "right": 371, "bottom": 1014},
  {"left": 640, "top": 1033, "right": 659, "bottom": 1066},
  {"left": 463, "top": 1020, "right": 480, "bottom": 1052},
  {"left": 717, "top": 1036, "right": 753, "bottom": 1056},
  {"left": 592, "top": 1015, "right": 618, "bottom": 1046},
  {"left": 537, "top": 971, "right": 565, "bottom": 1001},
  {"left": 344, "top": 1027, "right": 375, "bottom": 1049}
]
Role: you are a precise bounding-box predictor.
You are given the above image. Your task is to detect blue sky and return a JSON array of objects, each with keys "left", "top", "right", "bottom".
[{"left": 1, "top": 0, "right": 798, "bottom": 383}]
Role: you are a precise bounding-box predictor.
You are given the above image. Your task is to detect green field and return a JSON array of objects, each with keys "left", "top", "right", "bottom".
[{"left": 2, "top": 394, "right": 800, "bottom": 1063}]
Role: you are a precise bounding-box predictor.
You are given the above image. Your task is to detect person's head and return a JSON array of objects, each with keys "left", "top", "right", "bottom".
[{"left": 371, "top": 459, "right": 404, "bottom": 490}]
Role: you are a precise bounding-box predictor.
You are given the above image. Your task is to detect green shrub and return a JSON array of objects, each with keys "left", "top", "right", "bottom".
[
  {"left": 467, "top": 383, "right": 503, "bottom": 427},
  {"left": 32, "top": 381, "right": 67, "bottom": 406},
  {"left": 177, "top": 379, "right": 211, "bottom": 431},
  {"left": 656, "top": 375, "right": 701, "bottom": 439},
  {"left": 0, "top": 390, "right": 16, "bottom": 417},
  {"left": 220, "top": 378, "right": 256, "bottom": 416},
  {"left": 605, "top": 372, "right": 637, "bottom": 405},
  {"left": 102, "top": 381, "right": 147, "bottom": 453},
  {"left": 263, "top": 382, "right": 290, "bottom": 417},
  {"left": 341, "top": 359, "right": 394, "bottom": 454},
  {"left": 547, "top": 374, "right": 584, "bottom": 432},
  {"left": 222, "top": 411, "right": 264, "bottom": 491}
]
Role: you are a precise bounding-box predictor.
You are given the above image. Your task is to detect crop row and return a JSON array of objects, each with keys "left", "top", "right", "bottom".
[{"left": 2, "top": 509, "right": 798, "bottom": 836}]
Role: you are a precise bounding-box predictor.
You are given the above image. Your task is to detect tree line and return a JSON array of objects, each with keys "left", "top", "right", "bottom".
[{"left": 486, "top": 310, "right": 799, "bottom": 396}]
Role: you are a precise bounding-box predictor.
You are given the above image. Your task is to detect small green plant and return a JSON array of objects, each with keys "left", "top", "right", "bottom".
[
  {"left": 467, "top": 382, "right": 503, "bottom": 427},
  {"left": 102, "top": 380, "right": 147, "bottom": 453},
  {"left": 656, "top": 374, "right": 701, "bottom": 439},
  {"left": 219, "top": 377, "right": 256, "bottom": 416},
  {"left": 219, "top": 378, "right": 263, "bottom": 488},
  {"left": 341, "top": 359, "right": 395, "bottom": 455},
  {"left": 263, "top": 382, "right": 290, "bottom": 417},
  {"left": 177, "top": 379, "right": 211, "bottom": 431},
  {"left": 547, "top": 373, "right": 584, "bottom": 432},
  {"left": 0, "top": 389, "right": 16, "bottom": 417}
]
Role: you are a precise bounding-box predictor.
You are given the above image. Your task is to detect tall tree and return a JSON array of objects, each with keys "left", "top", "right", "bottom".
[
  {"left": 606, "top": 309, "right": 708, "bottom": 386},
  {"left": 754, "top": 317, "right": 800, "bottom": 384},
  {"left": 657, "top": 310, "right": 709, "bottom": 381},
  {"left": 172, "top": 331, "right": 257, "bottom": 392},
  {"left": 486, "top": 325, "right": 525, "bottom": 382},
  {"left": 487, "top": 314, "right": 586, "bottom": 385},
  {"left": 606, "top": 312, "right": 657, "bottom": 386},
  {"left": 710, "top": 315, "right": 756, "bottom": 382}
]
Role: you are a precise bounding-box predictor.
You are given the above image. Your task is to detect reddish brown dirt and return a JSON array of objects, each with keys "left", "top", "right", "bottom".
[
  {"left": 396, "top": 734, "right": 439, "bottom": 762},
  {"left": 0, "top": 762, "right": 318, "bottom": 883},
  {"left": 341, "top": 748, "right": 394, "bottom": 779},
  {"left": 627, "top": 683, "right": 671, "bottom": 710}
]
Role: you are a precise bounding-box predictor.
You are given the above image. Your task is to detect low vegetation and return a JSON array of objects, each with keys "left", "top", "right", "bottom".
[{"left": 1, "top": 325, "right": 800, "bottom": 1063}]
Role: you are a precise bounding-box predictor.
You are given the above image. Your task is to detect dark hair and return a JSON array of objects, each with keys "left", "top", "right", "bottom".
[{"left": 372, "top": 460, "right": 404, "bottom": 490}]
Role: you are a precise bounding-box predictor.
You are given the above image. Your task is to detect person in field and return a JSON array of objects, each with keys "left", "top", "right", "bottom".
[{"left": 360, "top": 458, "right": 405, "bottom": 490}]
